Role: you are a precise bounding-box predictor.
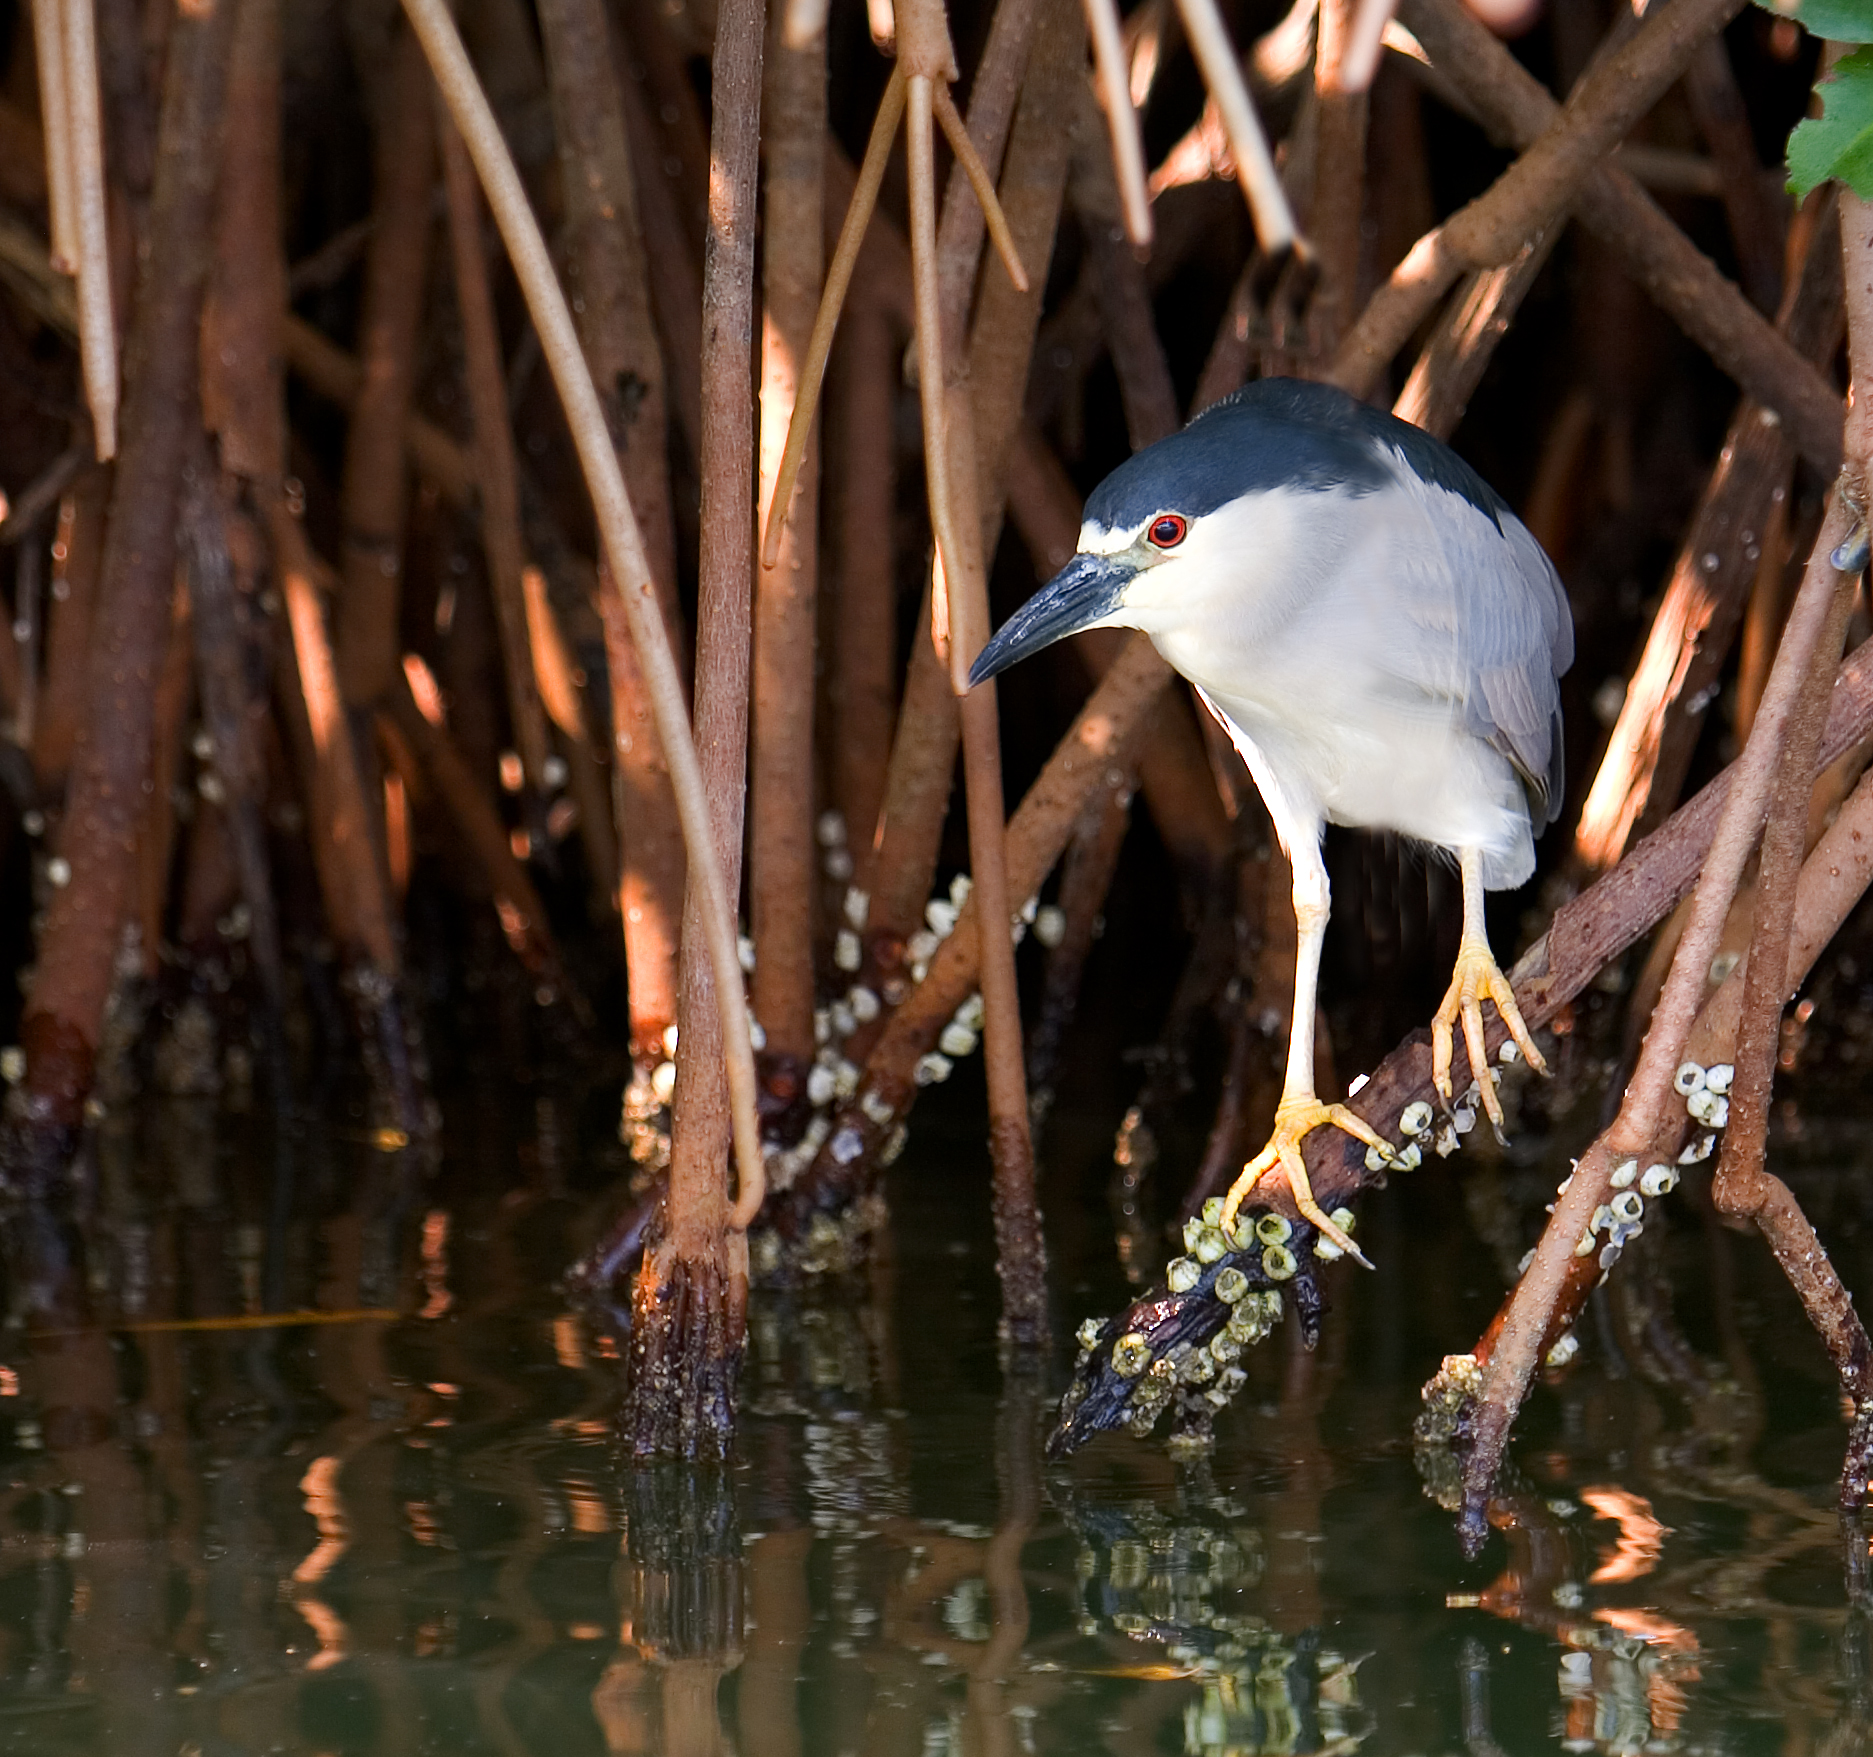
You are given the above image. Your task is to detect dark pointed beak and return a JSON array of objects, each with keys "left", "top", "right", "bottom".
[{"left": 967, "top": 551, "right": 1136, "bottom": 689}]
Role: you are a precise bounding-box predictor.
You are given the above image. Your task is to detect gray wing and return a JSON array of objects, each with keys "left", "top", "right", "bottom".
[{"left": 1368, "top": 461, "right": 1574, "bottom": 827}]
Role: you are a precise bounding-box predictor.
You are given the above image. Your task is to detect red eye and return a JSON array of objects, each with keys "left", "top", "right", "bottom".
[{"left": 1147, "top": 514, "right": 1187, "bottom": 549}]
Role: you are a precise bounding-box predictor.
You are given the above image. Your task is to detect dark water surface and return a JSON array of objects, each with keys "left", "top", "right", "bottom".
[{"left": 1, "top": 1081, "right": 1870, "bottom": 1756}]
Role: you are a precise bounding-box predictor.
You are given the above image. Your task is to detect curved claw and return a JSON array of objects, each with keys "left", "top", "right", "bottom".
[
  {"left": 1432, "top": 938, "right": 1547, "bottom": 1130},
  {"left": 1218, "top": 1097, "right": 1382, "bottom": 1269}
]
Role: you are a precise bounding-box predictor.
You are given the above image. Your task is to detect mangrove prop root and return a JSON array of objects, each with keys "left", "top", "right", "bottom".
[{"left": 8, "top": 0, "right": 236, "bottom": 1169}]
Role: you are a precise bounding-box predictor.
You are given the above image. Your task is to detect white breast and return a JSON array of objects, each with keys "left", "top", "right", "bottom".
[{"left": 1133, "top": 484, "right": 1539, "bottom": 889}]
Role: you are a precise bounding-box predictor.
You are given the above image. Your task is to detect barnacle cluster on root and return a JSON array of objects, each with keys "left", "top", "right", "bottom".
[
  {"left": 1049, "top": 1200, "right": 1349, "bottom": 1456},
  {"left": 1412, "top": 1351, "right": 1484, "bottom": 1512}
]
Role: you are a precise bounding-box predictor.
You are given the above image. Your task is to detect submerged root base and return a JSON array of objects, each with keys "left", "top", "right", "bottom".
[{"left": 623, "top": 1239, "right": 749, "bottom": 1460}]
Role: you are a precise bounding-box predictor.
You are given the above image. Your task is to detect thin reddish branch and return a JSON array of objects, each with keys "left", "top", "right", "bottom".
[
  {"left": 437, "top": 105, "right": 551, "bottom": 794},
  {"left": 751, "top": 7, "right": 826, "bottom": 1069},
  {"left": 334, "top": 26, "right": 436, "bottom": 708},
  {"left": 1334, "top": 0, "right": 1747, "bottom": 398},
  {"left": 201, "top": 0, "right": 283, "bottom": 483},
  {"left": 1572, "top": 200, "right": 1843, "bottom": 871},
  {"left": 1397, "top": 0, "right": 1842, "bottom": 475},
  {"left": 268, "top": 503, "right": 401, "bottom": 973}
]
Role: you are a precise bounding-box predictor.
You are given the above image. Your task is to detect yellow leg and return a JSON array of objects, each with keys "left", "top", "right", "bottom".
[
  {"left": 1219, "top": 1090, "right": 1387, "bottom": 1266},
  {"left": 1432, "top": 848, "right": 1547, "bottom": 1129},
  {"left": 1217, "top": 835, "right": 1383, "bottom": 1269}
]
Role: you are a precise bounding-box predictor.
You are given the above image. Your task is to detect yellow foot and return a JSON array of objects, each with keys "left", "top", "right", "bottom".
[
  {"left": 1432, "top": 936, "right": 1547, "bottom": 1130},
  {"left": 1218, "top": 1096, "right": 1387, "bottom": 1269}
]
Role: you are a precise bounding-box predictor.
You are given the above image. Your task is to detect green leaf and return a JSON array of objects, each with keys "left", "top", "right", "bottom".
[
  {"left": 1787, "top": 45, "right": 1873, "bottom": 197},
  {"left": 1762, "top": 0, "right": 1873, "bottom": 42}
]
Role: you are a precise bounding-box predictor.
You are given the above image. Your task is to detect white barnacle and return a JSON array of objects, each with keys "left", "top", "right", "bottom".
[
  {"left": 939, "top": 1022, "right": 979, "bottom": 1059},
  {"left": 1640, "top": 1163, "right": 1678, "bottom": 1197},
  {"left": 807, "top": 1064, "right": 837, "bottom": 1107},
  {"left": 1498, "top": 1039, "right": 1520, "bottom": 1064},
  {"left": 1261, "top": 1243, "right": 1297, "bottom": 1281},
  {"left": 1673, "top": 1061, "right": 1706, "bottom": 1097},
  {"left": 1598, "top": 1241, "right": 1622, "bottom": 1272},
  {"left": 860, "top": 1089, "right": 895, "bottom": 1126},
  {"left": 815, "top": 810, "right": 847, "bottom": 847},
  {"left": 1452, "top": 1104, "right": 1477, "bottom": 1134},
  {"left": 738, "top": 934, "right": 757, "bottom": 973},
  {"left": 907, "top": 929, "right": 941, "bottom": 965},
  {"left": 925, "top": 898, "right": 959, "bottom": 938},
  {"left": 949, "top": 873, "right": 974, "bottom": 910},
  {"left": 833, "top": 1059, "right": 860, "bottom": 1099},
  {"left": 1610, "top": 1190, "right": 1644, "bottom": 1225},
  {"left": 1574, "top": 1230, "right": 1595, "bottom": 1258},
  {"left": 1546, "top": 1332, "right": 1580, "bottom": 1368},
  {"left": 1034, "top": 904, "right": 1067, "bottom": 948},
  {"left": 1315, "top": 1235, "right": 1344, "bottom": 1262},
  {"left": 1166, "top": 1256, "right": 1202, "bottom": 1294},
  {"left": 831, "top": 1002, "right": 857, "bottom": 1038},
  {"left": 1330, "top": 1207, "right": 1356, "bottom": 1234},
  {"left": 1183, "top": 1216, "right": 1207, "bottom": 1254},
  {"left": 1589, "top": 1204, "right": 1614, "bottom": 1235},
  {"left": 834, "top": 930, "right": 862, "bottom": 972},
  {"left": 1705, "top": 1062, "right": 1734, "bottom": 1095},
  {"left": 1193, "top": 1227, "right": 1230, "bottom": 1265},
  {"left": 1213, "top": 1267, "right": 1249, "bottom": 1304},
  {"left": 1395, "top": 1142, "right": 1423, "bottom": 1172},
  {"left": 1516, "top": 1248, "right": 1536, "bottom": 1278},
  {"left": 1688, "top": 1088, "right": 1728, "bottom": 1127},
  {"left": 814, "top": 1008, "right": 831, "bottom": 1045},
  {"left": 1680, "top": 1132, "right": 1716, "bottom": 1163},
  {"left": 1365, "top": 1146, "right": 1390, "bottom": 1172},
  {"left": 1254, "top": 1213, "right": 1293, "bottom": 1246},
  {"left": 848, "top": 985, "right": 880, "bottom": 1022},
  {"left": 1434, "top": 1125, "right": 1459, "bottom": 1157},
  {"left": 956, "top": 994, "right": 986, "bottom": 1032},
  {"left": 651, "top": 1060, "right": 677, "bottom": 1105},
  {"left": 1610, "top": 1159, "right": 1638, "bottom": 1190},
  {"left": 914, "top": 1052, "right": 954, "bottom": 1086},
  {"left": 843, "top": 887, "right": 870, "bottom": 929},
  {"left": 1076, "top": 1317, "right": 1104, "bottom": 1353},
  {"left": 1400, "top": 1100, "right": 1434, "bottom": 1137}
]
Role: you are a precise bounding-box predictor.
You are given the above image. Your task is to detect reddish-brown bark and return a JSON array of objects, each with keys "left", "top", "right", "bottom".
[
  {"left": 9, "top": 0, "right": 237, "bottom": 1172},
  {"left": 334, "top": 26, "right": 436, "bottom": 709},
  {"left": 625, "top": 0, "right": 763, "bottom": 1457},
  {"left": 539, "top": 0, "right": 690, "bottom": 1063}
]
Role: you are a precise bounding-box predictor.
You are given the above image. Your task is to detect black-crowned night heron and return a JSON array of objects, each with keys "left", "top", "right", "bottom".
[{"left": 970, "top": 379, "right": 1573, "bottom": 1266}]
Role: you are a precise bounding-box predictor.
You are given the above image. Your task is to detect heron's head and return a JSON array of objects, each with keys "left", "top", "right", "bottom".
[{"left": 968, "top": 380, "right": 1401, "bottom": 689}]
